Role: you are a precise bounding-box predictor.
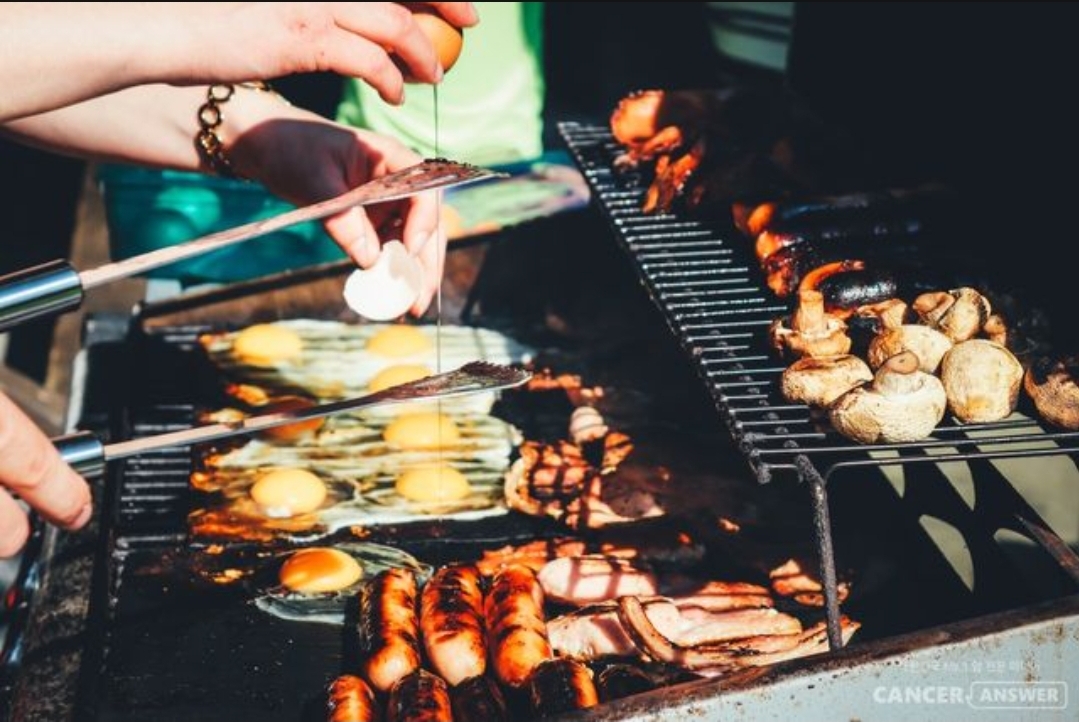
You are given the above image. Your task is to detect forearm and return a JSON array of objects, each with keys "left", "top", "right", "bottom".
[
  {"left": 2, "top": 82, "right": 302, "bottom": 173},
  {"left": 0, "top": 3, "right": 215, "bottom": 121}
]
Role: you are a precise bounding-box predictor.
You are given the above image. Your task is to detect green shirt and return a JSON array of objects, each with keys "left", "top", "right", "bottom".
[{"left": 337, "top": 2, "right": 545, "bottom": 167}]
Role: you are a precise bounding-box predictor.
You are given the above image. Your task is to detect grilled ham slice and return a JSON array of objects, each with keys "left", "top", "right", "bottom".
[{"left": 549, "top": 599, "right": 800, "bottom": 661}]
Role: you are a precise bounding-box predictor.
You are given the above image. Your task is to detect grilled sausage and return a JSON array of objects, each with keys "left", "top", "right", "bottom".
[
  {"left": 420, "top": 563, "right": 487, "bottom": 686},
  {"left": 528, "top": 658, "right": 600, "bottom": 715},
  {"left": 359, "top": 568, "right": 422, "bottom": 693},
  {"left": 738, "top": 185, "right": 951, "bottom": 237},
  {"left": 485, "top": 564, "right": 553, "bottom": 688},
  {"left": 754, "top": 218, "right": 922, "bottom": 264},
  {"left": 450, "top": 675, "right": 509, "bottom": 722},
  {"left": 386, "top": 669, "right": 452, "bottom": 722},
  {"left": 326, "top": 675, "right": 378, "bottom": 722}
]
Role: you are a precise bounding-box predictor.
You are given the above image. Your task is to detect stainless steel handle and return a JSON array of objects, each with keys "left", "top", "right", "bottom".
[
  {"left": 0, "top": 259, "right": 84, "bottom": 333},
  {"left": 47, "top": 362, "right": 530, "bottom": 474},
  {"left": 53, "top": 430, "right": 106, "bottom": 478}
]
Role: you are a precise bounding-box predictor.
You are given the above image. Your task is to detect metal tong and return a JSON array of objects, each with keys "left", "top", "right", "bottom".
[
  {"left": 0, "top": 159, "right": 501, "bottom": 333},
  {"left": 53, "top": 361, "right": 531, "bottom": 476}
]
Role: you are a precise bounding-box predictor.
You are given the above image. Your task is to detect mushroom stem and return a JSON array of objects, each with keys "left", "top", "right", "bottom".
[
  {"left": 881, "top": 350, "right": 920, "bottom": 376},
  {"left": 792, "top": 289, "right": 828, "bottom": 335}
]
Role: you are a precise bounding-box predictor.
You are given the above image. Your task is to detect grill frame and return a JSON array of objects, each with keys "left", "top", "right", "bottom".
[
  {"left": 557, "top": 120, "right": 1079, "bottom": 649},
  {"left": 5, "top": 133, "right": 1079, "bottom": 720}
]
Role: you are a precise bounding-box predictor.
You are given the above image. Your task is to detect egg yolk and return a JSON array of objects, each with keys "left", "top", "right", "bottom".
[
  {"left": 260, "top": 396, "right": 324, "bottom": 442},
  {"left": 369, "top": 364, "right": 433, "bottom": 393},
  {"left": 366, "top": 325, "right": 431, "bottom": 358},
  {"left": 232, "top": 324, "right": 303, "bottom": 366},
  {"left": 278, "top": 547, "right": 363, "bottom": 593},
  {"left": 384, "top": 413, "right": 461, "bottom": 450},
  {"left": 395, "top": 465, "right": 472, "bottom": 502},
  {"left": 250, "top": 468, "right": 327, "bottom": 517}
]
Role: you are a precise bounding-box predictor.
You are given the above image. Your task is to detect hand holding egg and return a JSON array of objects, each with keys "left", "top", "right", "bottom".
[{"left": 400, "top": 7, "right": 466, "bottom": 82}]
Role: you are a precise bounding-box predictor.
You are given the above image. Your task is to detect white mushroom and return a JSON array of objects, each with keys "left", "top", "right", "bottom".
[
  {"left": 769, "top": 289, "right": 851, "bottom": 359},
  {"left": 912, "top": 287, "right": 991, "bottom": 343},
  {"left": 853, "top": 298, "right": 909, "bottom": 334},
  {"left": 867, "top": 324, "right": 953, "bottom": 373},
  {"left": 829, "top": 351, "right": 947, "bottom": 444},
  {"left": 780, "top": 354, "right": 873, "bottom": 408},
  {"left": 940, "top": 339, "right": 1023, "bottom": 423}
]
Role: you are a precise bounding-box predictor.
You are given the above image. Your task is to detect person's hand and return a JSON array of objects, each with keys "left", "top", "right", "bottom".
[
  {"left": 0, "top": 393, "right": 92, "bottom": 557},
  {"left": 1, "top": 2, "right": 479, "bottom": 122},
  {"left": 181, "top": 3, "right": 479, "bottom": 105},
  {"left": 229, "top": 94, "right": 447, "bottom": 316}
]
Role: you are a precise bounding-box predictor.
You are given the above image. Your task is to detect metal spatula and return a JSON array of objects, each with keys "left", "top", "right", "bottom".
[
  {"left": 0, "top": 159, "right": 502, "bottom": 332},
  {"left": 53, "top": 361, "right": 531, "bottom": 477}
]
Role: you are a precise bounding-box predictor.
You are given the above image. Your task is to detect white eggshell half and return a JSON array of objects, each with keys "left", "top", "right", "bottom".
[{"left": 342, "top": 241, "right": 423, "bottom": 321}]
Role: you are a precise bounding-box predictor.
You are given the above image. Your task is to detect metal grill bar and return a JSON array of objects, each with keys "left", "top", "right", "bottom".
[
  {"left": 110, "top": 327, "right": 206, "bottom": 543},
  {"left": 558, "top": 121, "right": 1079, "bottom": 485}
]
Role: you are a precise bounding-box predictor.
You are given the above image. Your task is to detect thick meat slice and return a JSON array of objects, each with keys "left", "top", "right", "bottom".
[
  {"left": 549, "top": 600, "right": 801, "bottom": 661},
  {"left": 537, "top": 556, "right": 659, "bottom": 606}
]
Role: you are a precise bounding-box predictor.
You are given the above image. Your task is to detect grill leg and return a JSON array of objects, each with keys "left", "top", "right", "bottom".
[{"left": 796, "top": 455, "right": 844, "bottom": 650}]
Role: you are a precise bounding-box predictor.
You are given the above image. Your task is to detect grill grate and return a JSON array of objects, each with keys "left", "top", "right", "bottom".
[
  {"left": 110, "top": 327, "right": 208, "bottom": 546},
  {"left": 558, "top": 122, "right": 1079, "bottom": 485},
  {"left": 558, "top": 120, "right": 1079, "bottom": 649}
]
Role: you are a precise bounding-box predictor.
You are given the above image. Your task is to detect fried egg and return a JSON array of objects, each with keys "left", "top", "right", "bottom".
[
  {"left": 395, "top": 464, "right": 472, "bottom": 502},
  {"left": 369, "top": 364, "right": 433, "bottom": 392},
  {"left": 383, "top": 412, "right": 461, "bottom": 450},
  {"left": 250, "top": 468, "right": 328, "bottom": 517},
  {"left": 200, "top": 320, "right": 533, "bottom": 404},
  {"left": 366, "top": 324, "right": 432, "bottom": 357},
  {"left": 191, "top": 414, "right": 520, "bottom": 541},
  {"left": 258, "top": 396, "right": 324, "bottom": 442},
  {"left": 254, "top": 542, "right": 428, "bottom": 625},
  {"left": 278, "top": 547, "right": 362, "bottom": 593},
  {"left": 231, "top": 323, "right": 304, "bottom": 366}
]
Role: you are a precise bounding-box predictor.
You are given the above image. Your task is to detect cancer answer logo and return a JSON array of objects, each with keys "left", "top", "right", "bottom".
[
  {"left": 873, "top": 681, "right": 1068, "bottom": 710},
  {"left": 968, "top": 682, "right": 1067, "bottom": 710}
]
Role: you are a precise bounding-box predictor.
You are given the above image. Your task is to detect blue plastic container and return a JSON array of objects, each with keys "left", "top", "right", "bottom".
[{"left": 97, "top": 165, "right": 345, "bottom": 284}]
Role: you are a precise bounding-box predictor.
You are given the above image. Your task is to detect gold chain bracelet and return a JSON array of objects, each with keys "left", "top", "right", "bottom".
[{"left": 195, "top": 80, "right": 278, "bottom": 179}]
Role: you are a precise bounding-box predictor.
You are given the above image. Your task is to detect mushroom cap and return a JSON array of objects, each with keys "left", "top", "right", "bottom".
[
  {"left": 781, "top": 354, "right": 873, "bottom": 408},
  {"left": 940, "top": 339, "right": 1023, "bottom": 423},
  {"left": 867, "top": 324, "right": 953, "bottom": 373},
  {"left": 855, "top": 298, "right": 909, "bottom": 332},
  {"left": 912, "top": 287, "right": 991, "bottom": 343},
  {"left": 1024, "top": 355, "right": 1079, "bottom": 430},
  {"left": 829, "top": 352, "right": 947, "bottom": 443}
]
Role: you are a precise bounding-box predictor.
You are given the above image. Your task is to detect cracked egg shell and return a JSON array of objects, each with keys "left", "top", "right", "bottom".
[
  {"left": 343, "top": 241, "right": 422, "bottom": 321},
  {"left": 413, "top": 9, "right": 464, "bottom": 75}
]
